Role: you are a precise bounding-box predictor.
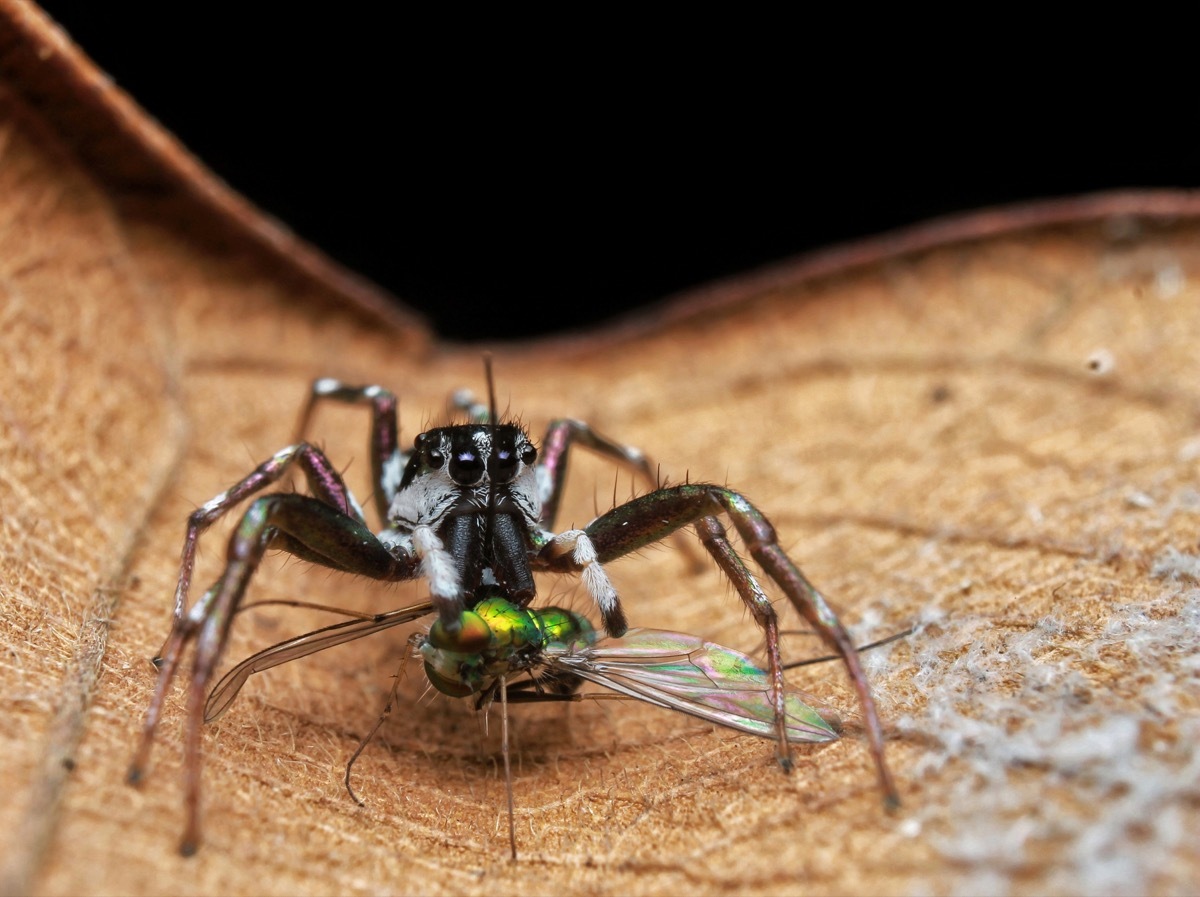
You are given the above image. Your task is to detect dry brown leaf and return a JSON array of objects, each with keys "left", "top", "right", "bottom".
[{"left": 2, "top": 4, "right": 1199, "bottom": 896}]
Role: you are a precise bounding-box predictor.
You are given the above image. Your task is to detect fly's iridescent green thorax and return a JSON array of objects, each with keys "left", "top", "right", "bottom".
[{"left": 421, "top": 595, "right": 594, "bottom": 697}]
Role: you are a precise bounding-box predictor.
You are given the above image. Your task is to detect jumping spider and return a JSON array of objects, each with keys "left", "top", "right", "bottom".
[{"left": 128, "top": 372, "right": 898, "bottom": 856}]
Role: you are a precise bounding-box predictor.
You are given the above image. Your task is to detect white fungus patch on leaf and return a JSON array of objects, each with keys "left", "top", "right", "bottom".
[{"left": 870, "top": 583, "right": 1200, "bottom": 896}]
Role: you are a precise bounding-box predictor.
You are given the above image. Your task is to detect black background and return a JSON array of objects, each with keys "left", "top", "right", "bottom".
[{"left": 36, "top": 6, "right": 1197, "bottom": 341}]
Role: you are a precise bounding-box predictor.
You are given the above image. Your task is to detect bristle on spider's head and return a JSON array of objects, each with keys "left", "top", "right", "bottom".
[{"left": 483, "top": 353, "right": 498, "bottom": 428}]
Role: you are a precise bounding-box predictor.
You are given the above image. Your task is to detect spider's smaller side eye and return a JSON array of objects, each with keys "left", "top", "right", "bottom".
[
  {"left": 520, "top": 444, "right": 537, "bottom": 466},
  {"left": 414, "top": 433, "right": 446, "bottom": 469}
]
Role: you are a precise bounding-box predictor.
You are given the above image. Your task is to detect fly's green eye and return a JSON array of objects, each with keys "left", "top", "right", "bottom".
[
  {"left": 429, "top": 610, "right": 491, "bottom": 653},
  {"left": 423, "top": 661, "right": 474, "bottom": 697}
]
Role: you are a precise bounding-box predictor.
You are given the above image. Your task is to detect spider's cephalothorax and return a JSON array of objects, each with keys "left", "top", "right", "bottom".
[
  {"left": 386, "top": 423, "right": 543, "bottom": 623},
  {"left": 128, "top": 374, "right": 899, "bottom": 857}
]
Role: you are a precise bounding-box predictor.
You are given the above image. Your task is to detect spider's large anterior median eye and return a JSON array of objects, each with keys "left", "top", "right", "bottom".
[
  {"left": 493, "top": 447, "right": 518, "bottom": 480},
  {"left": 449, "top": 449, "right": 483, "bottom": 484},
  {"left": 491, "top": 430, "right": 534, "bottom": 482}
]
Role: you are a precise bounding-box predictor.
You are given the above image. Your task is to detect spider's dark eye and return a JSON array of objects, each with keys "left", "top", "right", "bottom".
[
  {"left": 449, "top": 449, "right": 483, "bottom": 484},
  {"left": 490, "top": 429, "right": 531, "bottom": 482},
  {"left": 493, "top": 447, "right": 518, "bottom": 480},
  {"left": 520, "top": 444, "right": 537, "bottom": 466},
  {"left": 414, "top": 433, "right": 446, "bottom": 469}
]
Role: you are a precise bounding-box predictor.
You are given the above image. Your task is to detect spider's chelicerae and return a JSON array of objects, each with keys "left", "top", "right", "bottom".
[{"left": 128, "top": 373, "right": 899, "bottom": 857}]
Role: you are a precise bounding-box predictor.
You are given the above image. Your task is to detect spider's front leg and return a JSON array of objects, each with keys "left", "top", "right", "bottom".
[
  {"left": 294, "top": 378, "right": 401, "bottom": 522},
  {"left": 129, "top": 443, "right": 417, "bottom": 856},
  {"left": 163, "top": 441, "right": 373, "bottom": 636},
  {"left": 525, "top": 417, "right": 704, "bottom": 581},
  {"left": 534, "top": 418, "right": 658, "bottom": 531},
  {"left": 536, "top": 483, "right": 900, "bottom": 807}
]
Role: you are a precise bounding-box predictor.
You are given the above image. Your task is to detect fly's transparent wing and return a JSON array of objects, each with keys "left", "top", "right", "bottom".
[
  {"left": 545, "top": 628, "right": 838, "bottom": 743},
  {"left": 205, "top": 601, "right": 434, "bottom": 722}
]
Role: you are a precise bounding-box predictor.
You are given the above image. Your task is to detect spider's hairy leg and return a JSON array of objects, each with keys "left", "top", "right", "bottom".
[
  {"left": 129, "top": 493, "right": 414, "bottom": 856},
  {"left": 533, "top": 418, "right": 703, "bottom": 572},
  {"left": 535, "top": 419, "right": 657, "bottom": 531},
  {"left": 544, "top": 483, "right": 900, "bottom": 807},
  {"left": 166, "top": 442, "right": 367, "bottom": 639},
  {"left": 536, "top": 529, "right": 625, "bottom": 635},
  {"left": 294, "top": 378, "right": 401, "bottom": 522},
  {"left": 694, "top": 515, "right": 792, "bottom": 769}
]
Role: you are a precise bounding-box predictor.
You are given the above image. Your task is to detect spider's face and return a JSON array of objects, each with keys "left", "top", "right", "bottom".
[
  {"left": 391, "top": 424, "right": 541, "bottom": 530},
  {"left": 404, "top": 424, "right": 538, "bottom": 488},
  {"left": 412, "top": 424, "right": 537, "bottom": 487}
]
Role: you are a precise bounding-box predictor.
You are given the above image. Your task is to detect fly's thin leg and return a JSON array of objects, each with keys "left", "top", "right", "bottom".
[
  {"left": 167, "top": 442, "right": 368, "bottom": 637},
  {"left": 784, "top": 626, "right": 915, "bottom": 670},
  {"left": 538, "top": 482, "right": 899, "bottom": 808},
  {"left": 345, "top": 632, "right": 422, "bottom": 806},
  {"left": 130, "top": 494, "right": 413, "bottom": 855},
  {"left": 693, "top": 515, "right": 791, "bottom": 769},
  {"left": 294, "top": 378, "right": 401, "bottom": 522},
  {"left": 500, "top": 676, "right": 517, "bottom": 861}
]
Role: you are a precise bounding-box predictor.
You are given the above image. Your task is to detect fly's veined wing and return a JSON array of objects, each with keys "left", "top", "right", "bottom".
[
  {"left": 204, "top": 601, "right": 434, "bottom": 722},
  {"left": 545, "top": 628, "right": 838, "bottom": 743}
]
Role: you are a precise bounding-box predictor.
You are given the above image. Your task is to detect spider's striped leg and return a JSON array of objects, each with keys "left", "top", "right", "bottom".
[
  {"left": 167, "top": 442, "right": 368, "bottom": 635},
  {"left": 294, "top": 378, "right": 401, "bottom": 522},
  {"left": 693, "top": 515, "right": 792, "bottom": 769},
  {"left": 721, "top": 491, "right": 900, "bottom": 807},
  {"left": 531, "top": 418, "right": 703, "bottom": 576},
  {"left": 130, "top": 493, "right": 415, "bottom": 856},
  {"left": 539, "top": 483, "right": 899, "bottom": 807},
  {"left": 535, "top": 419, "right": 657, "bottom": 531}
]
